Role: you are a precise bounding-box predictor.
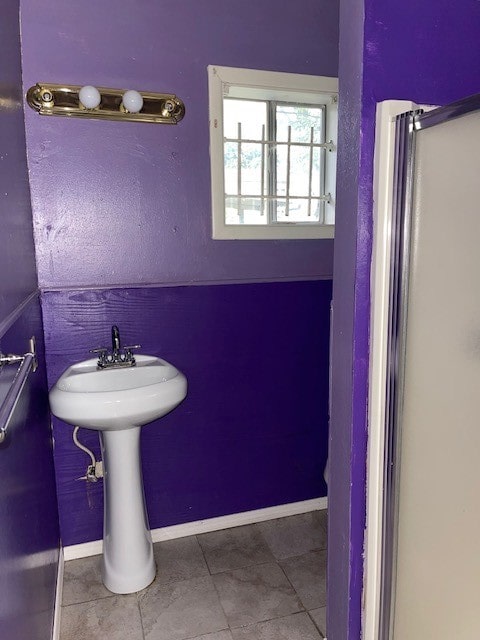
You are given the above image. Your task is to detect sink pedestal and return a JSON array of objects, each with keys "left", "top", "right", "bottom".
[
  {"left": 99, "top": 427, "right": 155, "bottom": 594},
  {"left": 48, "top": 354, "right": 187, "bottom": 593}
]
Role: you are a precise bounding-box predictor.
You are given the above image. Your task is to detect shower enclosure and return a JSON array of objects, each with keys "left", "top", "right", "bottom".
[{"left": 366, "top": 95, "right": 480, "bottom": 639}]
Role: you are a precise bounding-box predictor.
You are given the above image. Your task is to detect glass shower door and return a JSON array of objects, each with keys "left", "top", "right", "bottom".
[{"left": 382, "top": 99, "right": 480, "bottom": 639}]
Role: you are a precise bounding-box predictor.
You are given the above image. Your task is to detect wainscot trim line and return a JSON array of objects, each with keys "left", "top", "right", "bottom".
[
  {"left": 0, "top": 289, "right": 39, "bottom": 339},
  {"left": 63, "top": 497, "right": 328, "bottom": 561},
  {"left": 40, "top": 275, "right": 334, "bottom": 294}
]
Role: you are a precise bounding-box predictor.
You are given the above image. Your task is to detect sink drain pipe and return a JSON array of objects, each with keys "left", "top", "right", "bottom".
[{"left": 73, "top": 426, "right": 103, "bottom": 481}]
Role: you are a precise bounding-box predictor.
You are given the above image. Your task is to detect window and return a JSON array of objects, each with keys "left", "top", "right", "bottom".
[{"left": 208, "top": 66, "right": 338, "bottom": 240}]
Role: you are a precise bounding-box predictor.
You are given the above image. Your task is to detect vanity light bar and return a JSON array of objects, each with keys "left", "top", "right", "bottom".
[{"left": 26, "top": 83, "right": 185, "bottom": 124}]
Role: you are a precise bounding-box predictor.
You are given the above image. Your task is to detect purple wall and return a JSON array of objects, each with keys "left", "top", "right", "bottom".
[
  {"left": 0, "top": 299, "right": 60, "bottom": 640},
  {"left": 18, "top": 0, "right": 338, "bottom": 549},
  {"left": 328, "top": 2, "right": 364, "bottom": 638},
  {"left": 0, "top": 1, "right": 60, "bottom": 638},
  {"left": 330, "top": 1, "right": 480, "bottom": 638},
  {"left": 42, "top": 281, "right": 332, "bottom": 546},
  {"left": 20, "top": 0, "right": 338, "bottom": 289},
  {"left": 0, "top": 0, "right": 37, "bottom": 320}
]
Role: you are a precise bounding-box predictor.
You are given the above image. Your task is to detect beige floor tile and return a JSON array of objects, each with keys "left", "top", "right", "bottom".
[
  {"left": 231, "top": 612, "right": 322, "bottom": 639},
  {"left": 153, "top": 535, "right": 209, "bottom": 584},
  {"left": 139, "top": 574, "right": 228, "bottom": 640},
  {"left": 60, "top": 595, "right": 143, "bottom": 640},
  {"left": 257, "top": 511, "right": 327, "bottom": 560},
  {"left": 198, "top": 525, "right": 274, "bottom": 574},
  {"left": 188, "top": 632, "right": 234, "bottom": 640},
  {"left": 62, "top": 555, "right": 111, "bottom": 606},
  {"left": 213, "top": 562, "right": 302, "bottom": 628},
  {"left": 280, "top": 550, "right": 327, "bottom": 610},
  {"left": 309, "top": 607, "right": 327, "bottom": 637},
  {"left": 60, "top": 512, "right": 329, "bottom": 640}
]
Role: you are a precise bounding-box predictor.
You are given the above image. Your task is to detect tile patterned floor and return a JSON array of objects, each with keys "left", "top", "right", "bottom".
[{"left": 60, "top": 510, "right": 328, "bottom": 640}]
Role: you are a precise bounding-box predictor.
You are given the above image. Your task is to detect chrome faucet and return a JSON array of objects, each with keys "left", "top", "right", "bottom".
[
  {"left": 112, "top": 325, "right": 121, "bottom": 354},
  {"left": 90, "top": 325, "right": 141, "bottom": 369}
]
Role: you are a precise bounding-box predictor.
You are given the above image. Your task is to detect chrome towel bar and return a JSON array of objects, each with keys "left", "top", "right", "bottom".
[{"left": 0, "top": 337, "right": 37, "bottom": 444}]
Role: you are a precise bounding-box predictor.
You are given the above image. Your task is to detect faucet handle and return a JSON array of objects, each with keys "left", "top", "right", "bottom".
[
  {"left": 90, "top": 347, "right": 109, "bottom": 366},
  {"left": 90, "top": 347, "right": 108, "bottom": 354},
  {"left": 123, "top": 344, "right": 141, "bottom": 366}
]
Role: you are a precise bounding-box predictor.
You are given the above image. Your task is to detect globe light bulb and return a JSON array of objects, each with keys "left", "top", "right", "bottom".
[
  {"left": 122, "top": 90, "right": 143, "bottom": 114},
  {"left": 78, "top": 85, "right": 101, "bottom": 109}
]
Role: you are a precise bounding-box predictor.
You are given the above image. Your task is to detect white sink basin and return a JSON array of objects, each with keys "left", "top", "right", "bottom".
[{"left": 49, "top": 355, "right": 187, "bottom": 430}]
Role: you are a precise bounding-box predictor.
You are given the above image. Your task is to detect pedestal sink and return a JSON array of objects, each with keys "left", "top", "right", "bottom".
[{"left": 49, "top": 355, "right": 187, "bottom": 594}]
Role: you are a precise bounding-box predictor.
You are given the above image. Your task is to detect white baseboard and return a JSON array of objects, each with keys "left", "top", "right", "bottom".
[
  {"left": 52, "top": 546, "right": 64, "bottom": 640},
  {"left": 63, "top": 497, "right": 328, "bottom": 561}
]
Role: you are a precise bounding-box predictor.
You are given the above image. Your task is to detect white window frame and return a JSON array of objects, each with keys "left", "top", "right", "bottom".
[{"left": 208, "top": 65, "right": 338, "bottom": 240}]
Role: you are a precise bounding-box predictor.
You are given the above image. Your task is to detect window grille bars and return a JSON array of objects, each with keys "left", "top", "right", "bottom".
[
  {"left": 224, "top": 136, "right": 335, "bottom": 151},
  {"left": 308, "top": 127, "right": 315, "bottom": 218},
  {"left": 224, "top": 124, "right": 333, "bottom": 222},
  {"left": 285, "top": 126, "right": 292, "bottom": 216}
]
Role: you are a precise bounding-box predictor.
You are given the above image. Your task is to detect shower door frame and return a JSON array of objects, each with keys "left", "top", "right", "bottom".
[{"left": 364, "top": 93, "right": 480, "bottom": 640}]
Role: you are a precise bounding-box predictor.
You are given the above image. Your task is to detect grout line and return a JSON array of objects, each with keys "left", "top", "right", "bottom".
[
  {"left": 228, "top": 610, "right": 315, "bottom": 631},
  {"left": 252, "top": 521, "right": 278, "bottom": 561},
  {"left": 137, "top": 596, "right": 146, "bottom": 640},
  {"left": 307, "top": 608, "right": 327, "bottom": 639},
  {"left": 195, "top": 533, "right": 213, "bottom": 576},
  {"left": 181, "top": 627, "right": 231, "bottom": 640},
  {"left": 210, "top": 560, "right": 313, "bottom": 631},
  {"left": 63, "top": 513, "right": 328, "bottom": 638},
  {"left": 61, "top": 594, "right": 112, "bottom": 608},
  {"left": 61, "top": 594, "right": 117, "bottom": 608},
  {"left": 277, "top": 546, "right": 328, "bottom": 564},
  {"left": 275, "top": 561, "right": 306, "bottom": 612},
  {"left": 207, "top": 554, "right": 233, "bottom": 630},
  {"left": 210, "top": 559, "right": 285, "bottom": 577}
]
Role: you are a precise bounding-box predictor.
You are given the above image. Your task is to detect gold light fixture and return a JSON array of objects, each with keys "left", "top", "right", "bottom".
[{"left": 26, "top": 83, "right": 185, "bottom": 124}]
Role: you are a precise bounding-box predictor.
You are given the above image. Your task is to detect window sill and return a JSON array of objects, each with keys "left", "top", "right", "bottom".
[{"left": 212, "top": 223, "right": 334, "bottom": 240}]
